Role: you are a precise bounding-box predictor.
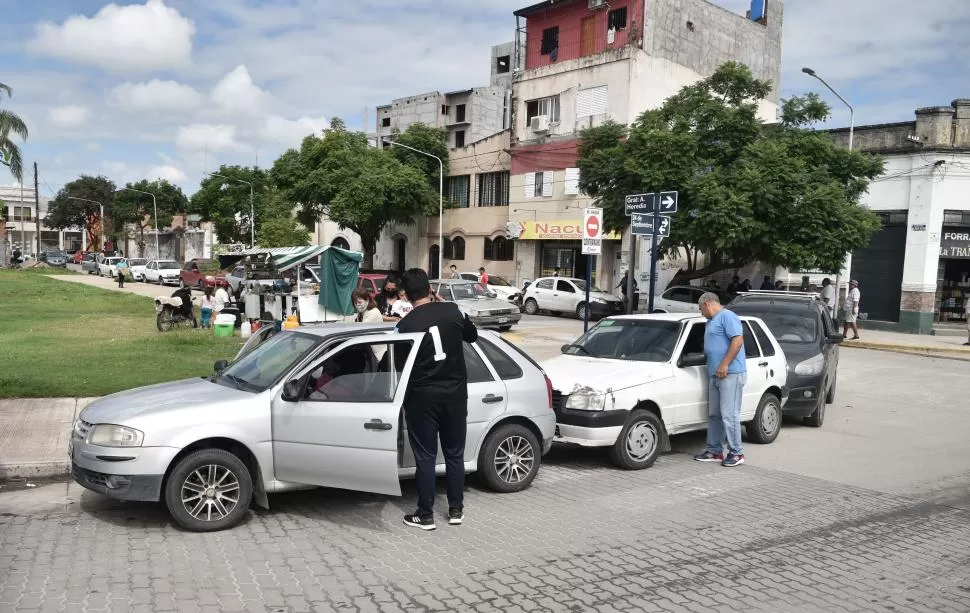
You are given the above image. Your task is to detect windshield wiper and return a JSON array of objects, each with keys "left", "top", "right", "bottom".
[
  {"left": 220, "top": 373, "right": 248, "bottom": 390},
  {"left": 565, "top": 343, "right": 591, "bottom": 356}
]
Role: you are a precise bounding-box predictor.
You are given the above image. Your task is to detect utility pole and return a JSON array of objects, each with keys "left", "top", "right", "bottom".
[{"left": 33, "top": 162, "right": 41, "bottom": 255}]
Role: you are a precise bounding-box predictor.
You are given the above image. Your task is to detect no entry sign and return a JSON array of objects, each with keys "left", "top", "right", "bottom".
[{"left": 582, "top": 208, "right": 603, "bottom": 255}]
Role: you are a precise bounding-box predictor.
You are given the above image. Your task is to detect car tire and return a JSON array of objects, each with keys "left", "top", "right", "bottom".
[
  {"left": 825, "top": 375, "right": 836, "bottom": 404},
  {"left": 747, "top": 393, "right": 782, "bottom": 444},
  {"left": 803, "top": 394, "right": 825, "bottom": 428},
  {"left": 499, "top": 325, "right": 513, "bottom": 332},
  {"left": 164, "top": 448, "right": 253, "bottom": 532},
  {"left": 478, "top": 424, "right": 541, "bottom": 493},
  {"left": 608, "top": 410, "right": 664, "bottom": 470},
  {"left": 523, "top": 299, "right": 539, "bottom": 315},
  {"left": 575, "top": 302, "right": 588, "bottom": 320}
]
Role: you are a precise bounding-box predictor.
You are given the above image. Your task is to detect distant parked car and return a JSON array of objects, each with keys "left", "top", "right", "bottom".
[
  {"left": 127, "top": 258, "right": 149, "bottom": 281},
  {"left": 81, "top": 253, "right": 99, "bottom": 274},
  {"left": 73, "top": 251, "right": 93, "bottom": 265},
  {"left": 651, "top": 286, "right": 732, "bottom": 313},
  {"left": 179, "top": 259, "right": 229, "bottom": 290},
  {"left": 97, "top": 257, "right": 126, "bottom": 278},
  {"left": 432, "top": 279, "right": 522, "bottom": 331},
  {"left": 357, "top": 273, "right": 388, "bottom": 298},
  {"left": 41, "top": 250, "right": 69, "bottom": 267},
  {"left": 522, "top": 277, "right": 625, "bottom": 320},
  {"left": 460, "top": 272, "right": 521, "bottom": 304},
  {"left": 143, "top": 260, "right": 182, "bottom": 285}
]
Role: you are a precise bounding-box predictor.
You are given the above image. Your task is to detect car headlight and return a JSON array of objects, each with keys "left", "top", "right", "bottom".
[
  {"left": 87, "top": 424, "right": 144, "bottom": 447},
  {"left": 564, "top": 392, "right": 607, "bottom": 411},
  {"left": 793, "top": 354, "right": 825, "bottom": 376},
  {"left": 468, "top": 309, "right": 483, "bottom": 317},
  {"left": 592, "top": 298, "right": 607, "bottom": 303}
]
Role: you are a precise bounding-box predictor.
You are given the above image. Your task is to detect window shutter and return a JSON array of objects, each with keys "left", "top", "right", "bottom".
[
  {"left": 576, "top": 86, "right": 608, "bottom": 118},
  {"left": 564, "top": 168, "right": 580, "bottom": 195},
  {"left": 542, "top": 171, "right": 554, "bottom": 197},
  {"left": 524, "top": 172, "right": 536, "bottom": 199}
]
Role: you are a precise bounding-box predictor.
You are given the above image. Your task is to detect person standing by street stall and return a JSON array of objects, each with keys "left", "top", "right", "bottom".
[{"left": 396, "top": 268, "right": 478, "bottom": 531}]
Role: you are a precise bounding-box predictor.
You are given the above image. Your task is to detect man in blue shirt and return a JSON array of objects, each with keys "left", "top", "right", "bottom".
[{"left": 694, "top": 292, "right": 747, "bottom": 467}]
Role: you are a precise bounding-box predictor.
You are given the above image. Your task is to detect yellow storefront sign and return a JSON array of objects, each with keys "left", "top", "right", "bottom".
[{"left": 508, "top": 220, "right": 622, "bottom": 241}]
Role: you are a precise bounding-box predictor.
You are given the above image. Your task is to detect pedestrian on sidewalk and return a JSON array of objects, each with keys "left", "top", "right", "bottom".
[
  {"left": 693, "top": 292, "right": 747, "bottom": 468},
  {"left": 115, "top": 259, "right": 128, "bottom": 288},
  {"left": 200, "top": 287, "right": 214, "bottom": 329},
  {"left": 617, "top": 270, "right": 639, "bottom": 312},
  {"left": 843, "top": 280, "right": 862, "bottom": 340},
  {"left": 819, "top": 278, "right": 837, "bottom": 316},
  {"left": 396, "top": 267, "right": 478, "bottom": 531}
]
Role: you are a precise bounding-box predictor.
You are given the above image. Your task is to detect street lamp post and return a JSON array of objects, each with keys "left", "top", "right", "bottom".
[
  {"left": 65, "top": 196, "right": 104, "bottom": 251},
  {"left": 802, "top": 67, "right": 855, "bottom": 311},
  {"left": 121, "top": 187, "right": 158, "bottom": 261},
  {"left": 207, "top": 173, "right": 255, "bottom": 248},
  {"left": 381, "top": 139, "right": 444, "bottom": 279}
]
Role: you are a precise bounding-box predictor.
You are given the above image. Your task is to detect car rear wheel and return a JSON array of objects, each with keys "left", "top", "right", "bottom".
[
  {"left": 164, "top": 448, "right": 253, "bottom": 532},
  {"left": 747, "top": 393, "right": 782, "bottom": 444},
  {"left": 608, "top": 411, "right": 664, "bottom": 470},
  {"left": 478, "top": 424, "right": 540, "bottom": 493},
  {"left": 523, "top": 298, "right": 539, "bottom": 315}
]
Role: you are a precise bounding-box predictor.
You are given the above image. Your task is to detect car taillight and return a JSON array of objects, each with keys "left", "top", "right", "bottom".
[{"left": 544, "top": 373, "right": 553, "bottom": 410}]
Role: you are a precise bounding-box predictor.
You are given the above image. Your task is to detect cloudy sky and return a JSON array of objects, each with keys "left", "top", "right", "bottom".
[{"left": 1, "top": 0, "right": 968, "bottom": 195}]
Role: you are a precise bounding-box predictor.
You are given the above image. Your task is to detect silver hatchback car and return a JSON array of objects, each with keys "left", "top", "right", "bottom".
[{"left": 71, "top": 324, "right": 555, "bottom": 531}]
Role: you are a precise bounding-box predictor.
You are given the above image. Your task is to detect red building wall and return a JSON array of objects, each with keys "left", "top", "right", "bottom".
[
  {"left": 511, "top": 139, "right": 581, "bottom": 174},
  {"left": 521, "top": 0, "right": 643, "bottom": 70}
]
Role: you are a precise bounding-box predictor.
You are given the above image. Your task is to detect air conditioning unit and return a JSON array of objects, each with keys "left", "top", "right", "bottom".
[
  {"left": 530, "top": 115, "right": 550, "bottom": 133},
  {"left": 589, "top": 0, "right": 605, "bottom": 8}
]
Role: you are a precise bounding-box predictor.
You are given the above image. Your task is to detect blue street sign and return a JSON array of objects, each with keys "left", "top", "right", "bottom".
[
  {"left": 631, "top": 214, "right": 671, "bottom": 237},
  {"left": 624, "top": 193, "right": 655, "bottom": 215}
]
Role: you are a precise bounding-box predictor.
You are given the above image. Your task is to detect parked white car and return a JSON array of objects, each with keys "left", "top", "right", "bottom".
[
  {"left": 542, "top": 313, "right": 788, "bottom": 470},
  {"left": 460, "top": 272, "right": 521, "bottom": 304},
  {"left": 97, "top": 257, "right": 127, "bottom": 278},
  {"left": 652, "top": 286, "right": 733, "bottom": 313},
  {"left": 127, "top": 258, "right": 149, "bottom": 281},
  {"left": 143, "top": 260, "right": 182, "bottom": 285},
  {"left": 522, "top": 277, "right": 625, "bottom": 320}
]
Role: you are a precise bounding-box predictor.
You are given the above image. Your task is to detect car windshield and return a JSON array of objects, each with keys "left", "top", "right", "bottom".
[
  {"left": 572, "top": 279, "right": 604, "bottom": 293},
  {"left": 450, "top": 282, "right": 490, "bottom": 300},
  {"left": 564, "top": 318, "right": 681, "bottom": 362},
  {"left": 733, "top": 307, "right": 817, "bottom": 344},
  {"left": 129, "top": 259, "right": 147, "bottom": 266},
  {"left": 220, "top": 331, "right": 319, "bottom": 392},
  {"left": 488, "top": 275, "right": 512, "bottom": 287},
  {"left": 158, "top": 261, "right": 179, "bottom": 269},
  {"left": 47, "top": 251, "right": 66, "bottom": 257}
]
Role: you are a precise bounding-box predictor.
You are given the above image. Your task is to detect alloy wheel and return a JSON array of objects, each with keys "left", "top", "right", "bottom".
[
  {"left": 180, "top": 464, "right": 240, "bottom": 523},
  {"left": 494, "top": 435, "right": 535, "bottom": 484}
]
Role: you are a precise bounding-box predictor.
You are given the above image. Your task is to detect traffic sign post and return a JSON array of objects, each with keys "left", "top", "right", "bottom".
[
  {"left": 581, "top": 208, "right": 603, "bottom": 332},
  {"left": 624, "top": 191, "right": 677, "bottom": 313}
]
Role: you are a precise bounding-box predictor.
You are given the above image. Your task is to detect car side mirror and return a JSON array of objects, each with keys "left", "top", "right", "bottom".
[
  {"left": 678, "top": 352, "right": 707, "bottom": 368},
  {"left": 213, "top": 360, "right": 228, "bottom": 374},
  {"left": 281, "top": 379, "right": 303, "bottom": 402},
  {"left": 827, "top": 333, "right": 845, "bottom": 344}
]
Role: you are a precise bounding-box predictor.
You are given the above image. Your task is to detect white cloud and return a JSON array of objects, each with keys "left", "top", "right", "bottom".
[
  {"left": 147, "top": 165, "right": 187, "bottom": 183},
  {"left": 109, "top": 80, "right": 204, "bottom": 114},
  {"left": 27, "top": 0, "right": 195, "bottom": 73},
  {"left": 210, "top": 65, "right": 272, "bottom": 117},
  {"left": 48, "top": 105, "right": 91, "bottom": 129},
  {"left": 259, "top": 114, "right": 328, "bottom": 146},
  {"left": 175, "top": 123, "right": 244, "bottom": 154}
]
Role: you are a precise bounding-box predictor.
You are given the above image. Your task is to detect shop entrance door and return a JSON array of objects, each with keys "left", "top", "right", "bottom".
[{"left": 852, "top": 219, "right": 905, "bottom": 322}]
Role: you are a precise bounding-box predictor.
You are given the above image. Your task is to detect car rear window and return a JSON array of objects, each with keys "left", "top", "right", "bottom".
[
  {"left": 479, "top": 337, "right": 524, "bottom": 379},
  {"left": 731, "top": 305, "right": 818, "bottom": 345},
  {"left": 750, "top": 320, "right": 776, "bottom": 356}
]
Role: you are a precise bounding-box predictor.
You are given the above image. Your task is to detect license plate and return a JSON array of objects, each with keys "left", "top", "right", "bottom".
[{"left": 498, "top": 317, "right": 509, "bottom": 323}]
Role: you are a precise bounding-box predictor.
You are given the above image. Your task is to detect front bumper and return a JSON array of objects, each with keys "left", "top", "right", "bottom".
[
  {"left": 70, "top": 440, "right": 178, "bottom": 502},
  {"left": 552, "top": 393, "right": 629, "bottom": 447},
  {"left": 589, "top": 301, "right": 626, "bottom": 317},
  {"left": 470, "top": 312, "right": 522, "bottom": 328},
  {"left": 72, "top": 463, "right": 164, "bottom": 502},
  {"left": 782, "top": 373, "right": 824, "bottom": 417}
]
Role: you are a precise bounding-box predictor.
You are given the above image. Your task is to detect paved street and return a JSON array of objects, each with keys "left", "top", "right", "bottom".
[{"left": 2, "top": 322, "right": 970, "bottom": 612}]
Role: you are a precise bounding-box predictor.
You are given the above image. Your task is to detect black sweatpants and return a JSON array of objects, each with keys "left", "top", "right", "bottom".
[{"left": 404, "top": 397, "right": 468, "bottom": 518}]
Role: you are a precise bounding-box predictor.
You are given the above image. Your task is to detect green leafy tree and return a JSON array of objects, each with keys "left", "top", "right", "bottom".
[
  {"left": 387, "top": 122, "right": 449, "bottom": 193},
  {"left": 189, "top": 165, "right": 271, "bottom": 245},
  {"left": 0, "top": 82, "right": 28, "bottom": 182},
  {"left": 46, "top": 175, "right": 116, "bottom": 251},
  {"left": 256, "top": 217, "right": 311, "bottom": 248},
  {"left": 578, "top": 62, "right": 885, "bottom": 282},
  {"left": 271, "top": 118, "right": 436, "bottom": 268},
  {"left": 114, "top": 179, "right": 189, "bottom": 256}
]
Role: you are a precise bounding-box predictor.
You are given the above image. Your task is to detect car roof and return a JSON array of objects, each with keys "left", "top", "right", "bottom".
[
  {"left": 606, "top": 312, "right": 765, "bottom": 323},
  {"left": 731, "top": 292, "right": 822, "bottom": 308},
  {"left": 434, "top": 278, "right": 482, "bottom": 285}
]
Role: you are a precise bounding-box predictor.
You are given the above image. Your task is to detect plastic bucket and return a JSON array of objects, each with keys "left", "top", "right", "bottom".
[{"left": 213, "top": 323, "right": 234, "bottom": 337}]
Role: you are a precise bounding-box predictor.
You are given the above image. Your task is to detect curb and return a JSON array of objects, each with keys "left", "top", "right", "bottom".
[
  {"left": 0, "top": 460, "right": 71, "bottom": 480},
  {"left": 845, "top": 341, "right": 970, "bottom": 356}
]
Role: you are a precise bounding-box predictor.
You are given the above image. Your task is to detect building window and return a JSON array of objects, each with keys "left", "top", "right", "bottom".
[
  {"left": 13, "top": 206, "right": 32, "bottom": 221},
  {"left": 456, "top": 104, "right": 466, "bottom": 123},
  {"left": 441, "top": 104, "right": 450, "bottom": 116},
  {"left": 452, "top": 236, "right": 466, "bottom": 260},
  {"left": 608, "top": 7, "right": 628, "bottom": 31},
  {"left": 454, "top": 129, "right": 466, "bottom": 148},
  {"left": 443, "top": 238, "right": 453, "bottom": 259},
  {"left": 526, "top": 95, "right": 561, "bottom": 123},
  {"left": 496, "top": 55, "right": 511, "bottom": 73},
  {"left": 576, "top": 86, "right": 608, "bottom": 118},
  {"left": 535, "top": 171, "right": 546, "bottom": 197},
  {"left": 381, "top": 117, "right": 391, "bottom": 127},
  {"left": 540, "top": 26, "right": 559, "bottom": 56},
  {"left": 484, "top": 237, "right": 514, "bottom": 261},
  {"left": 525, "top": 171, "right": 553, "bottom": 199},
  {"left": 478, "top": 171, "right": 510, "bottom": 207},
  {"left": 447, "top": 174, "right": 471, "bottom": 208}
]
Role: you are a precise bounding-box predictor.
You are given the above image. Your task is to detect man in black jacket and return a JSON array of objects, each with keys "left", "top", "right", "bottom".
[{"left": 396, "top": 268, "right": 478, "bottom": 531}]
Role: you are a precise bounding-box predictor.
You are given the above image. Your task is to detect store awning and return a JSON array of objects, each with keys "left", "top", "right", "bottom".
[{"left": 218, "top": 245, "right": 355, "bottom": 272}]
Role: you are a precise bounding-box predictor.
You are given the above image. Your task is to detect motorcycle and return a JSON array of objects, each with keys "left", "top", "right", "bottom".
[{"left": 155, "top": 295, "right": 197, "bottom": 332}]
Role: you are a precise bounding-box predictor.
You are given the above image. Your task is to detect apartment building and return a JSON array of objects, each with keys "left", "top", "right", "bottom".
[{"left": 1, "top": 186, "right": 80, "bottom": 259}]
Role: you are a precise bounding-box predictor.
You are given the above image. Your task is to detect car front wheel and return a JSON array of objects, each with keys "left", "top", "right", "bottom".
[
  {"left": 164, "top": 448, "right": 253, "bottom": 532},
  {"left": 747, "top": 393, "right": 782, "bottom": 444},
  {"left": 804, "top": 394, "right": 825, "bottom": 428},
  {"left": 523, "top": 298, "right": 539, "bottom": 315},
  {"left": 609, "top": 410, "right": 664, "bottom": 470},
  {"left": 575, "top": 302, "right": 588, "bottom": 320},
  {"left": 478, "top": 424, "right": 540, "bottom": 493}
]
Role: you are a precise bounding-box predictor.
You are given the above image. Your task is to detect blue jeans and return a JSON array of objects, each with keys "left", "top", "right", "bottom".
[
  {"left": 200, "top": 307, "right": 212, "bottom": 329},
  {"left": 707, "top": 373, "right": 746, "bottom": 456}
]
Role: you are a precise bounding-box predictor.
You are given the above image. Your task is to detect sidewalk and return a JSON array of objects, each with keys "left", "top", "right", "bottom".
[
  {"left": 0, "top": 398, "right": 94, "bottom": 480},
  {"left": 844, "top": 328, "right": 970, "bottom": 359}
]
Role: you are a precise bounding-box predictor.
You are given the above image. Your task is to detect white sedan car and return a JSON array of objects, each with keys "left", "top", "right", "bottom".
[
  {"left": 97, "top": 257, "right": 127, "bottom": 278},
  {"left": 652, "top": 286, "right": 732, "bottom": 313},
  {"left": 542, "top": 313, "right": 788, "bottom": 469},
  {"left": 522, "top": 277, "right": 625, "bottom": 320},
  {"left": 143, "top": 260, "right": 182, "bottom": 285},
  {"left": 127, "top": 258, "right": 149, "bottom": 281}
]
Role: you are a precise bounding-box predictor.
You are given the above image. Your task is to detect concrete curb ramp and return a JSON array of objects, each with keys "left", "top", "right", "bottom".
[{"left": 0, "top": 398, "right": 94, "bottom": 480}]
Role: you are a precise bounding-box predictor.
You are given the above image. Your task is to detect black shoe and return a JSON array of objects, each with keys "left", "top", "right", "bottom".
[
  {"left": 403, "top": 513, "right": 435, "bottom": 531},
  {"left": 448, "top": 507, "right": 464, "bottom": 526}
]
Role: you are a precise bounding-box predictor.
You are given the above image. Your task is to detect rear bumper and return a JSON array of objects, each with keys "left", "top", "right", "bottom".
[{"left": 470, "top": 313, "right": 522, "bottom": 328}]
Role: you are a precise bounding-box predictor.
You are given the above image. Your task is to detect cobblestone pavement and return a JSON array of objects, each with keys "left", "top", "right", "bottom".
[{"left": 2, "top": 449, "right": 969, "bottom": 613}]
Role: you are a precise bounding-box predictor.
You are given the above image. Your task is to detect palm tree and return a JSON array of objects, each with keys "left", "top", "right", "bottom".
[{"left": 0, "top": 82, "right": 29, "bottom": 183}]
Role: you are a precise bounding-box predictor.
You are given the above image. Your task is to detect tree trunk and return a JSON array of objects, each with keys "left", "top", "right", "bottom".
[{"left": 361, "top": 236, "right": 376, "bottom": 271}]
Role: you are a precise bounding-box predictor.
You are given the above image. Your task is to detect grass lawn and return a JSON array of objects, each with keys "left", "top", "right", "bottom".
[{"left": 0, "top": 269, "right": 245, "bottom": 398}]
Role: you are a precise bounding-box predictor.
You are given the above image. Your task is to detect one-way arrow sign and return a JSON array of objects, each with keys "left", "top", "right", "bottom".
[
  {"left": 631, "top": 214, "right": 671, "bottom": 237},
  {"left": 657, "top": 191, "right": 678, "bottom": 214}
]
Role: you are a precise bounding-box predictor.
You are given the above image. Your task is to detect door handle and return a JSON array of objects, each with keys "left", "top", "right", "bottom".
[
  {"left": 482, "top": 394, "right": 504, "bottom": 404},
  {"left": 364, "top": 419, "right": 392, "bottom": 431},
  {"left": 759, "top": 361, "right": 769, "bottom": 367}
]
